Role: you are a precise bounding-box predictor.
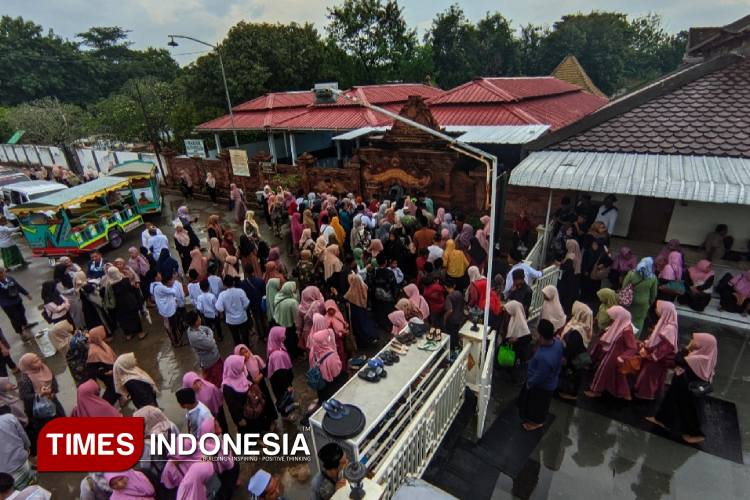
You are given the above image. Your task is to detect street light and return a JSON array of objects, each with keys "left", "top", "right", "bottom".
[
  {"left": 167, "top": 35, "right": 239, "bottom": 147},
  {"left": 319, "top": 87, "right": 501, "bottom": 382}
]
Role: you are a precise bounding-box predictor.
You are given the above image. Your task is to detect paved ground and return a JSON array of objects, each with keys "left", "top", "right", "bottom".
[{"left": 3, "top": 193, "right": 750, "bottom": 499}]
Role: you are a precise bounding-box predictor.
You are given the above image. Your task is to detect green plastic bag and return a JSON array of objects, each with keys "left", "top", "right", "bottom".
[{"left": 497, "top": 343, "right": 516, "bottom": 367}]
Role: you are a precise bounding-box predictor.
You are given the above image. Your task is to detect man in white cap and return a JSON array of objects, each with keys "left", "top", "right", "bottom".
[{"left": 248, "top": 469, "right": 283, "bottom": 499}]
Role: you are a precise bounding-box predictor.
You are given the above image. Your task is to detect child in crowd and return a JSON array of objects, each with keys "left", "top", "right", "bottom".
[{"left": 195, "top": 279, "right": 222, "bottom": 341}]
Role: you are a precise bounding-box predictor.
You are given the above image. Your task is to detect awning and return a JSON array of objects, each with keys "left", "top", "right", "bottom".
[
  {"left": 510, "top": 150, "right": 750, "bottom": 205},
  {"left": 333, "top": 124, "right": 549, "bottom": 144},
  {"left": 14, "top": 176, "right": 131, "bottom": 212},
  {"left": 332, "top": 127, "right": 390, "bottom": 141}
]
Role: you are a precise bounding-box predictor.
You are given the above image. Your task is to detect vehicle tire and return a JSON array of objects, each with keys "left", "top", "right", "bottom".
[{"left": 108, "top": 228, "right": 124, "bottom": 249}]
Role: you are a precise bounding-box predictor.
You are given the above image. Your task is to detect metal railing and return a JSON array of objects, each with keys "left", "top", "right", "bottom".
[
  {"left": 372, "top": 344, "right": 470, "bottom": 499},
  {"left": 528, "top": 265, "right": 561, "bottom": 320},
  {"left": 476, "top": 330, "right": 496, "bottom": 439},
  {"left": 523, "top": 223, "right": 551, "bottom": 269}
]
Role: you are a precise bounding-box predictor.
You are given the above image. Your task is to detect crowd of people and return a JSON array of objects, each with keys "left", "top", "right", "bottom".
[{"left": 0, "top": 178, "right": 739, "bottom": 499}]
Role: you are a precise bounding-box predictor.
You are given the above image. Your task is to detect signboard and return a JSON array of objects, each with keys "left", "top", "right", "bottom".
[
  {"left": 184, "top": 139, "right": 206, "bottom": 158},
  {"left": 229, "top": 149, "right": 250, "bottom": 176}
]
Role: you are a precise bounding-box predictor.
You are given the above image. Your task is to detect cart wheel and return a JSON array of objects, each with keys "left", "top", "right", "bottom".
[{"left": 108, "top": 228, "right": 124, "bottom": 249}]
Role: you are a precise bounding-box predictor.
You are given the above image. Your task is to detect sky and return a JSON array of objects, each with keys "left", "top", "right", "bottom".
[{"left": 4, "top": 0, "right": 750, "bottom": 65}]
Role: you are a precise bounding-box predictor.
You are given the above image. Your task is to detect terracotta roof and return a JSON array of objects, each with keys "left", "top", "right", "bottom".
[
  {"left": 428, "top": 76, "right": 580, "bottom": 104},
  {"left": 551, "top": 55, "right": 606, "bottom": 98},
  {"left": 549, "top": 56, "right": 750, "bottom": 158}
]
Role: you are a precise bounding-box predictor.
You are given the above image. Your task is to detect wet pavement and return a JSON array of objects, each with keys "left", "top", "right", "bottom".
[{"left": 3, "top": 193, "right": 750, "bottom": 499}]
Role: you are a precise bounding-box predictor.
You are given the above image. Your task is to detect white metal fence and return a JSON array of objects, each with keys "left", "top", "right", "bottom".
[
  {"left": 476, "top": 330, "right": 496, "bottom": 439},
  {"left": 0, "top": 144, "right": 68, "bottom": 168},
  {"left": 528, "top": 265, "right": 562, "bottom": 320},
  {"left": 373, "top": 344, "right": 470, "bottom": 499},
  {"left": 523, "top": 223, "right": 551, "bottom": 269}
]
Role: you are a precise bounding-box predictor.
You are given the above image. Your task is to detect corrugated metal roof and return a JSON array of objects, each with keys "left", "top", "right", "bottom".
[
  {"left": 233, "top": 91, "right": 314, "bottom": 111},
  {"left": 332, "top": 127, "right": 390, "bottom": 141},
  {"left": 509, "top": 150, "right": 750, "bottom": 205},
  {"left": 32, "top": 176, "right": 130, "bottom": 208},
  {"left": 428, "top": 77, "right": 581, "bottom": 104},
  {"left": 453, "top": 125, "right": 550, "bottom": 144},
  {"left": 274, "top": 104, "right": 402, "bottom": 130}
]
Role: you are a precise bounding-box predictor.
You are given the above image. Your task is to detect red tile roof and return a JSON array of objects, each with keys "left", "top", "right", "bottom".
[
  {"left": 550, "top": 57, "right": 750, "bottom": 157},
  {"left": 275, "top": 104, "right": 403, "bottom": 130},
  {"left": 232, "top": 91, "right": 314, "bottom": 111}
]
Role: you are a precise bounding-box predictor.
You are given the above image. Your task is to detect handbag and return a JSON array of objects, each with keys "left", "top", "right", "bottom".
[
  {"left": 688, "top": 380, "right": 713, "bottom": 397},
  {"left": 497, "top": 343, "right": 516, "bottom": 367},
  {"left": 618, "top": 356, "right": 641, "bottom": 375},
  {"left": 242, "top": 384, "right": 266, "bottom": 420},
  {"left": 617, "top": 284, "right": 634, "bottom": 307},
  {"left": 306, "top": 352, "right": 334, "bottom": 391},
  {"left": 343, "top": 332, "right": 358, "bottom": 355},
  {"left": 33, "top": 394, "right": 57, "bottom": 419},
  {"left": 665, "top": 280, "right": 686, "bottom": 295}
]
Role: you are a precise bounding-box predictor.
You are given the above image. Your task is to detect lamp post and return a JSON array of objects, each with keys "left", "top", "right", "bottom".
[
  {"left": 318, "top": 87, "right": 500, "bottom": 384},
  {"left": 168, "top": 35, "right": 239, "bottom": 147}
]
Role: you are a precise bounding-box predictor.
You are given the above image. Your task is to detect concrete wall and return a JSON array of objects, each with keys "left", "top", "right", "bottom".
[{"left": 666, "top": 201, "right": 750, "bottom": 249}]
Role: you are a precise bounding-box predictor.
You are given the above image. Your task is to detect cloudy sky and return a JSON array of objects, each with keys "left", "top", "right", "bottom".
[{"left": 5, "top": 0, "right": 749, "bottom": 64}]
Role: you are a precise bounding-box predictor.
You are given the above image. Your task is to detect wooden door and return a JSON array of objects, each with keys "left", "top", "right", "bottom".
[{"left": 627, "top": 197, "right": 675, "bottom": 242}]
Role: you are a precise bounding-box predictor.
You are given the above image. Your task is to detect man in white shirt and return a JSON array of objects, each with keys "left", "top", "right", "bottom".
[
  {"left": 503, "top": 249, "right": 543, "bottom": 298},
  {"left": 216, "top": 275, "right": 250, "bottom": 346},
  {"left": 176, "top": 387, "right": 213, "bottom": 439},
  {"left": 427, "top": 233, "right": 444, "bottom": 263},
  {"left": 319, "top": 214, "right": 336, "bottom": 243},
  {"left": 195, "top": 279, "right": 222, "bottom": 341},
  {"left": 140, "top": 223, "right": 162, "bottom": 249},
  {"left": 150, "top": 274, "right": 184, "bottom": 346},
  {"left": 594, "top": 194, "right": 619, "bottom": 235},
  {"left": 146, "top": 227, "right": 169, "bottom": 257}
]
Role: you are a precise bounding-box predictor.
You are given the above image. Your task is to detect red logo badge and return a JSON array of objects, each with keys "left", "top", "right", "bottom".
[{"left": 37, "top": 417, "right": 144, "bottom": 472}]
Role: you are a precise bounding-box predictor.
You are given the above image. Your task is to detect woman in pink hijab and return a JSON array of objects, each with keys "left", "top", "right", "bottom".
[
  {"left": 611, "top": 246, "right": 637, "bottom": 286},
  {"left": 681, "top": 259, "right": 715, "bottom": 312},
  {"left": 635, "top": 301, "right": 679, "bottom": 400},
  {"left": 585, "top": 306, "right": 638, "bottom": 400},
  {"left": 71, "top": 379, "right": 122, "bottom": 417},
  {"left": 648, "top": 332, "right": 717, "bottom": 444},
  {"left": 104, "top": 470, "right": 155, "bottom": 500},
  {"left": 403, "top": 284, "right": 430, "bottom": 319},
  {"left": 290, "top": 212, "right": 304, "bottom": 254},
  {"left": 324, "top": 299, "right": 350, "bottom": 366},
  {"left": 296, "top": 286, "right": 325, "bottom": 349},
  {"left": 433, "top": 207, "right": 445, "bottom": 226},
  {"left": 719, "top": 270, "right": 750, "bottom": 315},
  {"left": 388, "top": 310, "right": 408, "bottom": 335},
  {"left": 267, "top": 326, "right": 296, "bottom": 416},
  {"left": 182, "top": 371, "right": 228, "bottom": 433},
  {"left": 308, "top": 314, "right": 345, "bottom": 401},
  {"left": 175, "top": 461, "right": 216, "bottom": 500},
  {"left": 234, "top": 344, "right": 266, "bottom": 381}
]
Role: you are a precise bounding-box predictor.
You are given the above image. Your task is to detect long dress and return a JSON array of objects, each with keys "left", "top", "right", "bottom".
[
  {"left": 558, "top": 329, "right": 587, "bottom": 396},
  {"left": 622, "top": 271, "right": 657, "bottom": 334},
  {"left": 557, "top": 259, "right": 579, "bottom": 315},
  {"left": 634, "top": 341, "right": 675, "bottom": 400},
  {"left": 654, "top": 353, "right": 704, "bottom": 437},
  {"left": 589, "top": 326, "right": 637, "bottom": 399}
]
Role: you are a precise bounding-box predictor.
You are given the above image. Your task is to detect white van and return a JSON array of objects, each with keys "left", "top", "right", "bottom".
[{"left": 2, "top": 181, "right": 68, "bottom": 208}]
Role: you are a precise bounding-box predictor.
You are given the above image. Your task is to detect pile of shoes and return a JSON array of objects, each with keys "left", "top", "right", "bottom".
[
  {"left": 395, "top": 331, "right": 416, "bottom": 345},
  {"left": 418, "top": 327, "right": 443, "bottom": 351},
  {"left": 322, "top": 399, "right": 350, "bottom": 419}
]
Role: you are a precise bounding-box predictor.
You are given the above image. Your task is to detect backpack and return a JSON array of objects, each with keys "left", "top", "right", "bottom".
[
  {"left": 242, "top": 384, "right": 266, "bottom": 420},
  {"left": 306, "top": 352, "right": 334, "bottom": 391}
]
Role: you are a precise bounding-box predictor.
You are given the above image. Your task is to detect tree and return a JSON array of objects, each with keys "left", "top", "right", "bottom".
[
  {"left": 327, "top": 0, "right": 418, "bottom": 83},
  {"left": 6, "top": 97, "right": 88, "bottom": 145},
  {"left": 625, "top": 14, "right": 687, "bottom": 88},
  {"left": 425, "top": 4, "right": 479, "bottom": 89},
  {"left": 476, "top": 13, "right": 518, "bottom": 77},
  {"left": 516, "top": 24, "right": 547, "bottom": 76}
]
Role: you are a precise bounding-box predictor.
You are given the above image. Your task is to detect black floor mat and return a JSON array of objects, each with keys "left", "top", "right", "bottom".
[
  {"left": 557, "top": 378, "right": 743, "bottom": 464},
  {"left": 424, "top": 394, "right": 555, "bottom": 500}
]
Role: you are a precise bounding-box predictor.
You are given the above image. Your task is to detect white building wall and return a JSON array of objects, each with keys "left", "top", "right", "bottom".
[{"left": 666, "top": 201, "right": 749, "bottom": 249}]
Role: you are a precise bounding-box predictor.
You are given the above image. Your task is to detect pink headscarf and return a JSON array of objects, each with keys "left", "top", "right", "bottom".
[
  {"left": 161, "top": 436, "right": 203, "bottom": 489},
  {"left": 599, "top": 306, "right": 633, "bottom": 350},
  {"left": 388, "top": 310, "right": 408, "bottom": 335},
  {"left": 324, "top": 299, "right": 348, "bottom": 336},
  {"left": 403, "top": 284, "right": 430, "bottom": 319},
  {"left": 221, "top": 355, "right": 249, "bottom": 393},
  {"left": 688, "top": 259, "right": 714, "bottom": 286},
  {"left": 309, "top": 315, "right": 341, "bottom": 382},
  {"left": 128, "top": 247, "right": 150, "bottom": 276},
  {"left": 657, "top": 239, "right": 681, "bottom": 263},
  {"left": 685, "top": 333, "right": 717, "bottom": 382},
  {"left": 182, "top": 372, "right": 223, "bottom": 414},
  {"left": 658, "top": 251, "right": 683, "bottom": 280},
  {"left": 434, "top": 207, "right": 445, "bottom": 226},
  {"left": 291, "top": 212, "right": 304, "bottom": 246},
  {"left": 612, "top": 247, "right": 637, "bottom": 273},
  {"left": 729, "top": 271, "right": 750, "bottom": 297},
  {"left": 175, "top": 461, "right": 215, "bottom": 500},
  {"left": 198, "top": 416, "right": 234, "bottom": 472},
  {"left": 298, "top": 286, "right": 324, "bottom": 318},
  {"left": 646, "top": 301, "right": 679, "bottom": 353},
  {"left": 368, "top": 239, "right": 384, "bottom": 258},
  {"left": 71, "top": 379, "right": 122, "bottom": 418},
  {"left": 540, "top": 285, "right": 566, "bottom": 331},
  {"left": 233, "top": 344, "right": 266, "bottom": 379},
  {"left": 480, "top": 215, "right": 490, "bottom": 233},
  {"left": 267, "top": 327, "right": 293, "bottom": 379},
  {"left": 104, "top": 470, "right": 155, "bottom": 500}
]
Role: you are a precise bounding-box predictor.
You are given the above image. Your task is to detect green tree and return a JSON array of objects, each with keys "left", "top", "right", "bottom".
[
  {"left": 326, "top": 0, "right": 418, "bottom": 83},
  {"left": 425, "top": 4, "right": 479, "bottom": 89},
  {"left": 0, "top": 16, "right": 94, "bottom": 105},
  {"left": 625, "top": 14, "right": 687, "bottom": 88},
  {"left": 516, "top": 24, "right": 547, "bottom": 76},
  {"left": 6, "top": 97, "right": 88, "bottom": 145},
  {"left": 476, "top": 12, "right": 517, "bottom": 77}
]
